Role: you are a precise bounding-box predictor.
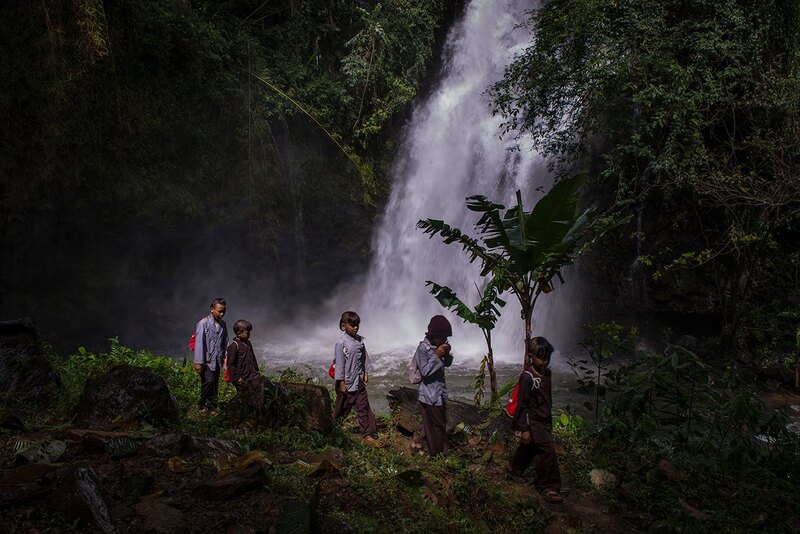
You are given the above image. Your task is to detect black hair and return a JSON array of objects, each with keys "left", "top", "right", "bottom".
[
  {"left": 526, "top": 336, "right": 554, "bottom": 365},
  {"left": 339, "top": 311, "right": 360, "bottom": 330},
  {"left": 233, "top": 319, "right": 252, "bottom": 334},
  {"left": 210, "top": 297, "right": 226, "bottom": 308}
]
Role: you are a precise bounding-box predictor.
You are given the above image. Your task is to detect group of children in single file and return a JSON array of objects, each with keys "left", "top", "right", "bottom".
[{"left": 192, "top": 298, "right": 562, "bottom": 503}]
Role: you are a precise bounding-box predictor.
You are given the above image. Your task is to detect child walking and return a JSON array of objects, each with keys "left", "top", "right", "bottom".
[
  {"left": 226, "top": 320, "right": 261, "bottom": 389},
  {"left": 332, "top": 311, "right": 378, "bottom": 442},
  {"left": 507, "top": 336, "right": 563, "bottom": 503},
  {"left": 193, "top": 297, "right": 228, "bottom": 415},
  {"left": 415, "top": 315, "right": 454, "bottom": 456}
]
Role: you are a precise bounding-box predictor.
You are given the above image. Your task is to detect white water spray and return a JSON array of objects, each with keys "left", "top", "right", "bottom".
[{"left": 358, "top": 0, "right": 574, "bottom": 363}]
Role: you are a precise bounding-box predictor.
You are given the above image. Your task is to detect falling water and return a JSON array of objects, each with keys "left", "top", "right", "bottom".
[{"left": 358, "top": 0, "right": 568, "bottom": 363}]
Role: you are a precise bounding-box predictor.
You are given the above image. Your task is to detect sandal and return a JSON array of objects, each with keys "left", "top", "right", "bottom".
[{"left": 541, "top": 489, "right": 563, "bottom": 503}]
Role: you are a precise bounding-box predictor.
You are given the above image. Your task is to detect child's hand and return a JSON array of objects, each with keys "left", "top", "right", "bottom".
[
  {"left": 435, "top": 343, "right": 451, "bottom": 358},
  {"left": 363, "top": 372, "right": 369, "bottom": 385},
  {"left": 520, "top": 430, "right": 532, "bottom": 444},
  {"left": 194, "top": 363, "right": 203, "bottom": 374},
  {"left": 339, "top": 381, "right": 347, "bottom": 393}
]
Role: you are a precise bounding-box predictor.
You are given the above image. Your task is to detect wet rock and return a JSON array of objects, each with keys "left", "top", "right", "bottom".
[
  {"left": 192, "top": 463, "right": 268, "bottom": 500},
  {"left": 759, "top": 357, "right": 795, "bottom": 387},
  {"left": 285, "top": 383, "right": 334, "bottom": 435},
  {"left": 134, "top": 500, "right": 183, "bottom": 533},
  {"left": 73, "top": 364, "right": 180, "bottom": 429},
  {"left": 589, "top": 468, "right": 617, "bottom": 489},
  {"left": 0, "top": 318, "right": 58, "bottom": 410},
  {"left": 138, "top": 433, "right": 185, "bottom": 458}
]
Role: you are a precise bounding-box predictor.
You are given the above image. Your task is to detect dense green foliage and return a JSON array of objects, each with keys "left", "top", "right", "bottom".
[
  {"left": 492, "top": 0, "right": 800, "bottom": 360},
  {"left": 0, "top": 0, "right": 455, "bottom": 347}
]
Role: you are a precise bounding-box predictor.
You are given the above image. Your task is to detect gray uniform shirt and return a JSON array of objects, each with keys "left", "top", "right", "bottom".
[
  {"left": 193, "top": 315, "right": 228, "bottom": 371},
  {"left": 415, "top": 338, "right": 453, "bottom": 406},
  {"left": 334, "top": 333, "right": 372, "bottom": 392}
]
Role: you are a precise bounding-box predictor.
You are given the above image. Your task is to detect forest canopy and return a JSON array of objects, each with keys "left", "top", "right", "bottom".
[{"left": 492, "top": 0, "right": 800, "bottom": 359}]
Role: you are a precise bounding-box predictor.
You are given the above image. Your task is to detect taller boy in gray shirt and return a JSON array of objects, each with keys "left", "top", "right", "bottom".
[{"left": 332, "top": 311, "right": 378, "bottom": 441}]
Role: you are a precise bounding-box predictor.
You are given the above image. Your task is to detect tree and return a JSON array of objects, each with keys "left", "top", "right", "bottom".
[
  {"left": 491, "top": 0, "right": 800, "bottom": 356},
  {"left": 417, "top": 176, "right": 594, "bottom": 363},
  {"left": 425, "top": 278, "right": 505, "bottom": 404}
]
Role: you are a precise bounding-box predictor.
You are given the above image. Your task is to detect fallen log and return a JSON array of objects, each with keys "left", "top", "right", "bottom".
[{"left": 386, "top": 387, "right": 512, "bottom": 438}]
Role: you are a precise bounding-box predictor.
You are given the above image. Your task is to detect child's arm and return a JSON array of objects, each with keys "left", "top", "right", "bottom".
[
  {"left": 226, "top": 342, "right": 240, "bottom": 383},
  {"left": 417, "top": 344, "right": 445, "bottom": 377},
  {"left": 193, "top": 320, "right": 206, "bottom": 372}
]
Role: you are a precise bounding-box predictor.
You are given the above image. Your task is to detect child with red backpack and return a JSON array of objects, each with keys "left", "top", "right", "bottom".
[
  {"left": 193, "top": 298, "right": 228, "bottom": 415},
  {"left": 332, "top": 311, "right": 379, "bottom": 442},
  {"left": 506, "top": 336, "right": 563, "bottom": 503}
]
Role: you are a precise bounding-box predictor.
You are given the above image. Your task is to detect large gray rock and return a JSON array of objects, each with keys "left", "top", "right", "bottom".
[
  {"left": 74, "top": 364, "right": 180, "bottom": 429},
  {"left": 0, "top": 318, "right": 58, "bottom": 409}
]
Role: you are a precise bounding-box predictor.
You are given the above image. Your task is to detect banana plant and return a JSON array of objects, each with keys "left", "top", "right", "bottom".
[
  {"left": 417, "top": 175, "right": 594, "bottom": 363},
  {"left": 426, "top": 277, "right": 506, "bottom": 404}
]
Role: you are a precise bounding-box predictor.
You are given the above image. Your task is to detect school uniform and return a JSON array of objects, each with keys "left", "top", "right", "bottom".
[
  {"left": 226, "top": 338, "right": 260, "bottom": 388},
  {"left": 193, "top": 315, "right": 227, "bottom": 409},
  {"left": 415, "top": 337, "right": 453, "bottom": 455},
  {"left": 509, "top": 366, "right": 561, "bottom": 491},
  {"left": 332, "top": 333, "right": 377, "bottom": 436}
]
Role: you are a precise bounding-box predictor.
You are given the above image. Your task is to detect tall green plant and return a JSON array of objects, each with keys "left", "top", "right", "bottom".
[
  {"left": 417, "top": 176, "right": 594, "bottom": 362},
  {"left": 426, "top": 277, "right": 505, "bottom": 404}
]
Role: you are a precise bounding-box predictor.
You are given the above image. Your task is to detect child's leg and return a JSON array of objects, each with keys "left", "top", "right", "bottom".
[
  {"left": 198, "top": 366, "right": 218, "bottom": 408},
  {"left": 353, "top": 385, "right": 377, "bottom": 436},
  {"left": 419, "top": 401, "right": 448, "bottom": 455},
  {"left": 333, "top": 382, "right": 355, "bottom": 420},
  {"left": 510, "top": 440, "right": 536, "bottom": 476},
  {"left": 531, "top": 425, "right": 561, "bottom": 492}
]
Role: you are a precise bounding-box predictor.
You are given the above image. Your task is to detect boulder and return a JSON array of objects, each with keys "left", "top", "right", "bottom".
[
  {"left": 224, "top": 379, "right": 333, "bottom": 434},
  {"left": 73, "top": 364, "right": 180, "bottom": 429},
  {"left": 283, "top": 383, "right": 333, "bottom": 435},
  {"left": 224, "top": 377, "right": 288, "bottom": 428},
  {"left": 191, "top": 463, "right": 268, "bottom": 500},
  {"left": 0, "top": 318, "right": 58, "bottom": 409}
]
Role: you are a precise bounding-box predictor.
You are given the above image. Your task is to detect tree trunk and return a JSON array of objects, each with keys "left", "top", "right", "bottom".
[{"left": 487, "top": 347, "right": 497, "bottom": 402}]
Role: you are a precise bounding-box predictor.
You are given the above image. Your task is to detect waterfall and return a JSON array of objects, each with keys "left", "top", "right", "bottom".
[
  {"left": 262, "top": 0, "right": 580, "bottom": 374},
  {"left": 357, "top": 0, "right": 570, "bottom": 363}
]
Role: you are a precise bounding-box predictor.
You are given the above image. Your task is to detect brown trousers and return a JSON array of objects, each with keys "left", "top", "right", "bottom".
[
  {"left": 419, "top": 401, "right": 448, "bottom": 456},
  {"left": 333, "top": 382, "right": 377, "bottom": 436},
  {"left": 510, "top": 421, "right": 561, "bottom": 491}
]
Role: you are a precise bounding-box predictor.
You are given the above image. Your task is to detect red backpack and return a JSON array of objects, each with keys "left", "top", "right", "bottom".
[{"left": 504, "top": 370, "right": 535, "bottom": 417}]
